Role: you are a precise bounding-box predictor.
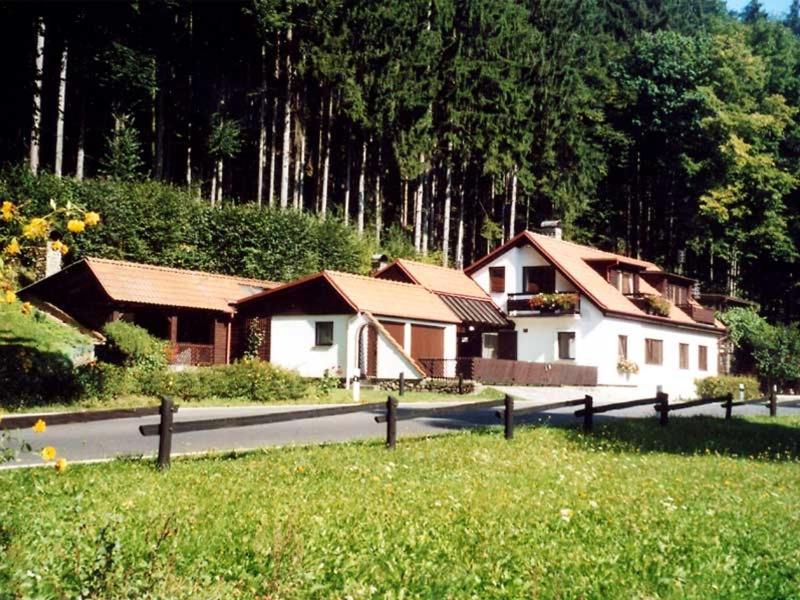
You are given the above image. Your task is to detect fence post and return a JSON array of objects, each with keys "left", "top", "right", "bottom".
[
  {"left": 398, "top": 372, "right": 405, "bottom": 397},
  {"left": 769, "top": 384, "right": 777, "bottom": 417},
  {"left": 503, "top": 394, "right": 514, "bottom": 440},
  {"left": 725, "top": 392, "right": 734, "bottom": 421},
  {"left": 657, "top": 391, "right": 669, "bottom": 427},
  {"left": 583, "top": 395, "right": 593, "bottom": 433},
  {"left": 458, "top": 375, "right": 464, "bottom": 395},
  {"left": 157, "top": 396, "right": 174, "bottom": 470},
  {"left": 386, "top": 396, "right": 398, "bottom": 449}
]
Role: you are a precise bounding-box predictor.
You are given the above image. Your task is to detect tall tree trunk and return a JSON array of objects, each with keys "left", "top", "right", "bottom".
[
  {"left": 508, "top": 167, "right": 518, "bottom": 239},
  {"left": 216, "top": 158, "right": 224, "bottom": 204},
  {"left": 413, "top": 179, "right": 423, "bottom": 252},
  {"left": 75, "top": 95, "right": 85, "bottom": 180},
  {"left": 374, "top": 145, "right": 382, "bottom": 242},
  {"left": 154, "top": 59, "right": 166, "bottom": 180},
  {"left": 256, "top": 44, "right": 267, "bottom": 207},
  {"left": 210, "top": 162, "right": 218, "bottom": 206},
  {"left": 295, "top": 125, "right": 305, "bottom": 210},
  {"left": 343, "top": 137, "right": 352, "bottom": 225},
  {"left": 29, "top": 16, "right": 45, "bottom": 175},
  {"left": 401, "top": 179, "right": 408, "bottom": 227},
  {"left": 279, "top": 28, "right": 292, "bottom": 209},
  {"left": 267, "top": 35, "right": 279, "bottom": 207},
  {"left": 455, "top": 166, "right": 465, "bottom": 269},
  {"left": 54, "top": 41, "right": 68, "bottom": 178},
  {"left": 422, "top": 170, "right": 433, "bottom": 256},
  {"left": 185, "top": 9, "right": 193, "bottom": 188},
  {"left": 357, "top": 137, "right": 367, "bottom": 234},
  {"left": 442, "top": 157, "right": 452, "bottom": 267},
  {"left": 320, "top": 93, "right": 332, "bottom": 216}
]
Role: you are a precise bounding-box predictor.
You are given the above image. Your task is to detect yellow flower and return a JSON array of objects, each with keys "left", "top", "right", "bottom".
[
  {"left": 21, "top": 302, "right": 32, "bottom": 315},
  {"left": 67, "top": 219, "right": 85, "bottom": 234},
  {"left": 1, "top": 201, "right": 14, "bottom": 221},
  {"left": 23, "top": 217, "right": 48, "bottom": 240},
  {"left": 32, "top": 419, "right": 46, "bottom": 433},
  {"left": 54, "top": 458, "right": 68, "bottom": 473},
  {"left": 4, "top": 238, "right": 20, "bottom": 255},
  {"left": 58, "top": 243, "right": 69, "bottom": 255},
  {"left": 84, "top": 211, "right": 101, "bottom": 226},
  {"left": 4, "top": 290, "right": 16, "bottom": 304},
  {"left": 40, "top": 446, "right": 56, "bottom": 462},
  {"left": 51, "top": 240, "right": 63, "bottom": 252}
]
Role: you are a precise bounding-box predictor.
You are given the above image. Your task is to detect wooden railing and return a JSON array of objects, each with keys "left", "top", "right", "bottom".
[
  {"left": 170, "top": 343, "right": 214, "bottom": 366},
  {"left": 679, "top": 303, "right": 717, "bottom": 325},
  {"left": 507, "top": 292, "right": 580, "bottom": 315}
]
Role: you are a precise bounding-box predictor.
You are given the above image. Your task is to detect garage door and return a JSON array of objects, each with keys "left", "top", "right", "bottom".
[
  {"left": 380, "top": 320, "right": 405, "bottom": 348},
  {"left": 410, "top": 324, "right": 445, "bottom": 360}
]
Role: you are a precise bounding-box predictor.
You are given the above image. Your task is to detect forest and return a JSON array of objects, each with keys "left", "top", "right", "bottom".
[{"left": 1, "top": 0, "right": 799, "bottom": 320}]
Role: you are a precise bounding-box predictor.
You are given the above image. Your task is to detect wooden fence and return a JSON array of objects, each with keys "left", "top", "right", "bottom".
[{"left": 416, "top": 357, "right": 598, "bottom": 386}]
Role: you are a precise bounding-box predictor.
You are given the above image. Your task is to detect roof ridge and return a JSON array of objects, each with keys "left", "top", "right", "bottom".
[
  {"left": 86, "top": 257, "right": 276, "bottom": 286},
  {"left": 397, "top": 258, "right": 463, "bottom": 273},
  {"left": 325, "top": 269, "right": 434, "bottom": 290},
  {"left": 525, "top": 231, "right": 658, "bottom": 267}
]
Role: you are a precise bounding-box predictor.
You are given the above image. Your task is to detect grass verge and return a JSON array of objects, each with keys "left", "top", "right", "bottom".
[{"left": 1, "top": 416, "right": 799, "bottom": 598}]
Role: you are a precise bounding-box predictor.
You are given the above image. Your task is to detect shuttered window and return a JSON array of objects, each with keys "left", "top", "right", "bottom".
[
  {"left": 698, "top": 345, "right": 708, "bottom": 371},
  {"left": 489, "top": 266, "right": 505, "bottom": 293},
  {"left": 618, "top": 335, "right": 628, "bottom": 359},
  {"left": 679, "top": 343, "right": 689, "bottom": 369},
  {"left": 645, "top": 338, "right": 663, "bottom": 365},
  {"left": 558, "top": 332, "right": 576, "bottom": 360}
]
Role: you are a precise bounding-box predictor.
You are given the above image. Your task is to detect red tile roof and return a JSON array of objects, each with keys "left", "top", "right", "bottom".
[
  {"left": 376, "top": 259, "right": 491, "bottom": 299},
  {"left": 83, "top": 257, "right": 278, "bottom": 313}
]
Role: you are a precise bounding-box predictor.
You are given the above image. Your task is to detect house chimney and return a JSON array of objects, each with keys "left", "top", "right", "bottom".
[
  {"left": 371, "top": 253, "right": 389, "bottom": 272},
  {"left": 540, "top": 220, "right": 562, "bottom": 240}
]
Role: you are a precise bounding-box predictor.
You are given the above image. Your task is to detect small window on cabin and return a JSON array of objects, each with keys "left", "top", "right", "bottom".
[
  {"left": 679, "top": 343, "right": 689, "bottom": 370},
  {"left": 315, "top": 321, "right": 334, "bottom": 346},
  {"left": 618, "top": 335, "right": 628, "bottom": 359},
  {"left": 698, "top": 345, "right": 708, "bottom": 371},
  {"left": 558, "top": 332, "right": 576, "bottom": 360},
  {"left": 489, "top": 266, "right": 505, "bottom": 293},
  {"left": 523, "top": 266, "right": 555, "bottom": 294},
  {"left": 645, "top": 339, "right": 663, "bottom": 365}
]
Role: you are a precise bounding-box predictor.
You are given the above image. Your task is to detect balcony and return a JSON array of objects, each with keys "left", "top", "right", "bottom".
[
  {"left": 507, "top": 292, "right": 580, "bottom": 316},
  {"left": 679, "top": 303, "right": 717, "bottom": 325}
]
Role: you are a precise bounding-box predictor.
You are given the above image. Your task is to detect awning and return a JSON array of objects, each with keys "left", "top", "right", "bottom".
[{"left": 437, "top": 294, "right": 509, "bottom": 327}]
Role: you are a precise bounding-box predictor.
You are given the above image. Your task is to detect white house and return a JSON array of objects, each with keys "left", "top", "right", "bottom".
[
  {"left": 234, "top": 270, "right": 460, "bottom": 382},
  {"left": 466, "top": 229, "right": 725, "bottom": 397}
]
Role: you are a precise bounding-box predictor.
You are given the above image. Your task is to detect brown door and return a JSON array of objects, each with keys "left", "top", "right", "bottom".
[
  {"left": 367, "top": 325, "right": 378, "bottom": 377},
  {"left": 497, "top": 330, "right": 517, "bottom": 360},
  {"left": 410, "top": 324, "right": 445, "bottom": 360}
]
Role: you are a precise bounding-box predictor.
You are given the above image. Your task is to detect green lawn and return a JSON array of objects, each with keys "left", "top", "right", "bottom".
[
  {"left": 0, "top": 386, "right": 503, "bottom": 415},
  {"left": 2, "top": 417, "right": 799, "bottom": 598},
  {"left": 0, "top": 302, "right": 93, "bottom": 358}
]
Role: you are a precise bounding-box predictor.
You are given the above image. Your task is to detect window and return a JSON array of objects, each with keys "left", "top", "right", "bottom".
[
  {"left": 558, "top": 332, "right": 576, "bottom": 360},
  {"left": 482, "top": 332, "right": 498, "bottom": 359},
  {"left": 645, "top": 338, "right": 663, "bottom": 365},
  {"left": 666, "top": 283, "right": 689, "bottom": 306},
  {"left": 618, "top": 335, "right": 628, "bottom": 359},
  {"left": 698, "top": 345, "right": 708, "bottom": 371},
  {"left": 523, "top": 266, "right": 555, "bottom": 294},
  {"left": 679, "top": 343, "right": 689, "bottom": 369},
  {"left": 315, "top": 321, "right": 334, "bottom": 346},
  {"left": 621, "top": 272, "right": 634, "bottom": 295},
  {"left": 489, "top": 266, "right": 505, "bottom": 293}
]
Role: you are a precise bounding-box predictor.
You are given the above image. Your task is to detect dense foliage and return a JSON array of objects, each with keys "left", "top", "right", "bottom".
[
  {"left": 2, "top": 1, "right": 800, "bottom": 318},
  {"left": 0, "top": 168, "right": 372, "bottom": 281},
  {"left": 695, "top": 374, "right": 761, "bottom": 400},
  {"left": 1, "top": 418, "right": 799, "bottom": 597}
]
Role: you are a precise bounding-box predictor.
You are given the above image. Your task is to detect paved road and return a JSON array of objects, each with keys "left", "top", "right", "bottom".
[{"left": 3, "top": 387, "right": 797, "bottom": 469}]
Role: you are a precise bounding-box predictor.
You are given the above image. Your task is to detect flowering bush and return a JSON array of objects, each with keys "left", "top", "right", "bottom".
[
  {"left": 617, "top": 358, "right": 640, "bottom": 374},
  {"left": 529, "top": 292, "right": 579, "bottom": 313},
  {"left": 645, "top": 295, "right": 671, "bottom": 317},
  {"left": 318, "top": 366, "right": 343, "bottom": 397}
]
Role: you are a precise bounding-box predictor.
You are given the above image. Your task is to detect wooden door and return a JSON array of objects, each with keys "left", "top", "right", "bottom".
[
  {"left": 367, "top": 325, "right": 378, "bottom": 377},
  {"left": 497, "top": 329, "right": 517, "bottom": 360},
  {"left": 380, "top": 320, "right": 405, "bottom": 348}
]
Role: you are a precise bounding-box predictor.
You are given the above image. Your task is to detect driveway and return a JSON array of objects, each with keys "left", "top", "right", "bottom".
[{"left": 3, "top": 388, "right": 797, "bottom": 469}]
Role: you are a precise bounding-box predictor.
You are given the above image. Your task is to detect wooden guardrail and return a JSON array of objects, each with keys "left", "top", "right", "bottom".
[{"left": 0, "top": 405, "right": 170, "bottom": 430}]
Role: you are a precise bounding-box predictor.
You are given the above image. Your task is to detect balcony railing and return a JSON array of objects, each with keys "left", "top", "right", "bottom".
[
  {"left": 170, "top": 343, "right": 215, "bottom": 366},
  {"left": 507, "top": 292, "right": 580, "bottom": 316},
  {"left": 679, "top": 303, "right": 717, "bottom": 325}
]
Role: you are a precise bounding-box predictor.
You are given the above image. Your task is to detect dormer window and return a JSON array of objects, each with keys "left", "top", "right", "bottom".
[
  {"left": 666, "top": 283, "right": 689, "bottom": 307},
  {"left": 609, "top": 268, "right": 636, "bottom": 294}
]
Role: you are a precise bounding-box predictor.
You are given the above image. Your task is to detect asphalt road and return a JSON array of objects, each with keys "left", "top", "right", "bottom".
[{"left": 3, "top": 387, "right": 797, "bottom": 469}]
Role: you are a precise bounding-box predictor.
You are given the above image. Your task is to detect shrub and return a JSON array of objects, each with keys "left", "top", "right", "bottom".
[
  {"left": 74, "top": 362, "right": 131, "bottom": 400},
  {"left": 696, "top": 375, "right": 760, "bottom": 400},
  {"left": 161, "top": 359, "right": 308, "bottom": 402},
  {"left": 645, "top": 295, "right": 671, "bottom": 317},
  {"left": 101, "top": 321, "right": 168, "bottom": 370},
  {"left": 0, "top": 346, "right": 80, "bottom": 408}
]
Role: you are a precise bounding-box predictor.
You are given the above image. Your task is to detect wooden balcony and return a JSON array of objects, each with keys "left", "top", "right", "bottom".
[
  {"left": 679, "top": 303, "right": 717, "bottom": 325},
  {"left": 170, "top": 343, "right": 215, "bottom": 366},
  {"left": 507, "top": 292, "right": 580, "bottom": 316}
]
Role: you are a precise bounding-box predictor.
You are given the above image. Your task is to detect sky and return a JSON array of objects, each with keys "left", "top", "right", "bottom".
[{"left": 726, "top": 0, "right": 793, "bottom": 16}]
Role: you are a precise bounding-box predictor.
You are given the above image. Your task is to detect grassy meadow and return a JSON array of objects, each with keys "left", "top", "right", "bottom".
[{"left": 1, "top": 416, "right": 799, "bottom": 598}]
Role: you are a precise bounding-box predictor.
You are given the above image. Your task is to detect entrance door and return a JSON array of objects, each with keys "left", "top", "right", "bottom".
[{"left": 497, "top": 330, "right": 517, "bottom": 360}]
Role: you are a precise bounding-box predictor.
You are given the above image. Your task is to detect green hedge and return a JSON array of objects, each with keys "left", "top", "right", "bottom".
[
  {"left": 695, "top": 375, "right": 760, "bottom": 401},
  {"left": 0, "top": 167, "right": 372, "bottom": 283}
]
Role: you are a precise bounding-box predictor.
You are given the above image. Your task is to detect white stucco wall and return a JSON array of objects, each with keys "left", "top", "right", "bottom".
[
  {"left": 270, "top": 314, "right": 351, "bottom": 378},
  {"left": 512, "top": 300, "right": 720, "bottom": 398}
]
